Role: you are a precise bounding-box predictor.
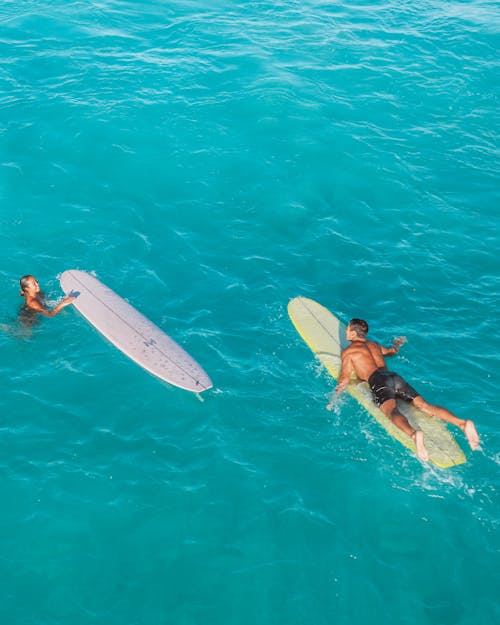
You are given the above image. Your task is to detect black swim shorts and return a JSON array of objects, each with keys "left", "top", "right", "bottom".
[{"left": 367, "top": 369, "right": 419, "bottom": 406}]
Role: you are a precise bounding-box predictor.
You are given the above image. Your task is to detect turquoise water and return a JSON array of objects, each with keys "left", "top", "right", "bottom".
[{"left": 1, "top": 1, "right": 499, "bottom": 623}]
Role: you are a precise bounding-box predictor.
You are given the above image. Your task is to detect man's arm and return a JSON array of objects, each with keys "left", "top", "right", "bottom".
[
  {"left": 335, "top": 350, "right": 354, "bottom": 396},
  {"left": 381, "top": 336, "right": 407, "bottom": 357},
  {"left": 326, "top": 350, "right": 353, "bottom": 411}
]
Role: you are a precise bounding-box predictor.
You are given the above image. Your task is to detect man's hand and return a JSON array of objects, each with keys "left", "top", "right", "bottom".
[
  {"left": 383, "top": 336, "right": 407, "bottom": 356},
  {"left": 327, "top": 392, "right": 342, "bottom": 411},
  {"left": 328, "top": 379, "right": 348, "bottom": 410}
]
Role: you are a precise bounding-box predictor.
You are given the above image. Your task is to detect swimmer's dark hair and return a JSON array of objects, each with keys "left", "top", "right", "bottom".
[
  {"left": 19, "top": 275, "right": 32, "bottom": 296},
  {"left": 349, "top": 318, "right": 369, "bottom": 338}
]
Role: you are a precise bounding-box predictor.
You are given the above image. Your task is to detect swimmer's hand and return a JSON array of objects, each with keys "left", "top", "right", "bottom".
[
  {"left": 54, "top": 295, "right": 76, "bottom": 313},
  {"left": 327, "top": 392, "right": 347, "bottom": 415},
  {"left": 384, "top": 336, "right": 407, "bottom": 356},
  {"left": 392, "top": 336, "right": 406, "bottom": 353},
  {"left": 328, "top": 380, "right": 348, "bottom": 410}
]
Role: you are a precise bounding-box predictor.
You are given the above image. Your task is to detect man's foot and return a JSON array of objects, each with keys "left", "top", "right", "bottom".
[
  {"left": 461, "top": 420, "right": 481, "bottom": 450},
  {"left": 413, "top": 430, "right": 430, "bottom": 462}
]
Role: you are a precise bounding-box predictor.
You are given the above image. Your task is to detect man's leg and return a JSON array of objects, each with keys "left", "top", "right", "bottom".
[
  {"left": 380, "top": 399, "right": 429, "bottom": 461},
  {"left": 412, "top": 396, "right": 480, "bottom": 450}
]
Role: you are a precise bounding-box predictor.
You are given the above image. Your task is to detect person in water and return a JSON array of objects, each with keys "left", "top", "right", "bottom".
[
  {"left": 19, "top": 275, "right": 75, "bottom": 317},
  {"left": 329, "top": 318, "right": 480, "bottom": 461}
]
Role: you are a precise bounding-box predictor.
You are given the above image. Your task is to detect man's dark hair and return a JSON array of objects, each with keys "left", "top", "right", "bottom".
[{"left": 349, "top": 318, "right": 368, "bottom": 338}]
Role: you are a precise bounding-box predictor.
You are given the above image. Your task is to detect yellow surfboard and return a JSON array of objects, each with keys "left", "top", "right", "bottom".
[{"left": 288, "top": 297, "right": 466, "bottom": 468}]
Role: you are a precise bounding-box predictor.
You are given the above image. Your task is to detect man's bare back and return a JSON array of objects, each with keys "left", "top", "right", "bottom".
[{"left": 338, "top": 339, "right": 399, "bottom": 384}]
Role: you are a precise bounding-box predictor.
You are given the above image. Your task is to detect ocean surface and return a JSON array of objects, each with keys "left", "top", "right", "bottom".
[{"left": 1, "top": 1, "right": 499, "bottom": 623}]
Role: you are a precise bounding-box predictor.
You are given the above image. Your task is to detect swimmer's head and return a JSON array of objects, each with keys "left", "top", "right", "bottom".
[
  {"left": 20, "top": 275, "right": 40, "bottom": 296},
  {"left": 348, "top": 318, "right": 368, "bottom": 339}
]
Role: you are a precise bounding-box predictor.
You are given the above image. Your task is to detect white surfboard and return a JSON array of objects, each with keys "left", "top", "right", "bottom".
[
  {"left": 288, "top": 296, "right": 466, "bottom": 468},
  {"left": 60, "top": 270, "right": 213, "bottom": 393}
]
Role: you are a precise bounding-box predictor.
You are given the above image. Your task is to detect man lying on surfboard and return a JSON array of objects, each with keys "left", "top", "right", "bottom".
[
  {"left": 329, "top": 318, "right": 480, "bottom": 461},
  {"left": 20, "top": 275, "right": 76, "bottom": 318}
]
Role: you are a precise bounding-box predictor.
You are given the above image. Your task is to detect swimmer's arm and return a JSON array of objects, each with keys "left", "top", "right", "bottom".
[
  {"left": 27, "top": 296, "right": 75, "bottom": 317},
  {"left": 381, "top": 336, "right": 407, "bottom": 357}
]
